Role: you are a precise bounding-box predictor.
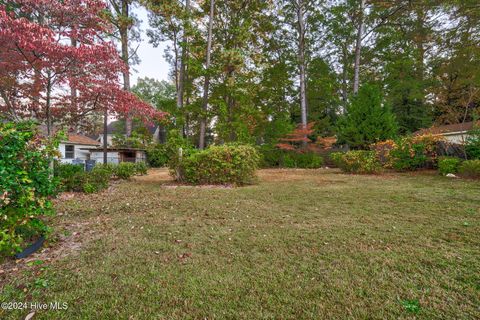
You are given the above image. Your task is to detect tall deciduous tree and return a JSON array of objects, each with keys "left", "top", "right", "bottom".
[
  {"left": 106, "top": 0, "right": 141, "bottom": 137},
  {"left": 352, "top": 0, "right": 365, "bottom": 94},
  {"left": 199, "top": 0, "right": 214, "bottom": 149},
  {"left": 0, "top": 0, "right": 164, "bottom": 135},
  {"left": 296, "top": 0, "right": 308, "bottom": 128}
]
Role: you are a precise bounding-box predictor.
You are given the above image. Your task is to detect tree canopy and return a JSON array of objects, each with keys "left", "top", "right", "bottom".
[{"left": 1, "top": 0, "right": 479, "bottom": 150}]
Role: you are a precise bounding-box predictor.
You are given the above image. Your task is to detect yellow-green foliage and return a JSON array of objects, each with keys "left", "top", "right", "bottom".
[
  {"left": 438, "top": 157, "right": 461, "bottom": 176},
  {"left": 330, "top": 151, "right": 381, "bottom": 174},
  {"left": 172, "top": 145, "right": 260, "bottom": 185}
]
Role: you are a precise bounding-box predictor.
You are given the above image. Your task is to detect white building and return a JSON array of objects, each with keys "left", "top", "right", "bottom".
[
  {"left": 414, "top": 121, "right": 479, "bottom": 144},
  {"left": 58, "top": 134, "right": 100, "bottom": 164},
  {"left": 86, "top": 148, "right": 147, "bottom": 164}
]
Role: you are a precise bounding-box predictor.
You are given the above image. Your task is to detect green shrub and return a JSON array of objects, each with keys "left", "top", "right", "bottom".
[
  {"left": 458, "top": 160, "right": 480, "bottom": 179},
  {"left": 0, "top": 121, "right": 59, "bottom": 257},
  {"left": 389, "top": 142, "right": 427, "bottom": 171},
  {"left": 387, "top": 135, "right": 440, "bottom": 171},
  {"left": 134, "top": 162, "right": 148, "bottom": 175},
  {"left": 258, "top": 145, "right": 283, "bottom": 167},
  {"left": 59, "top": 167, "right": 111, "bottom": 193},
  {"left": 172, "top": 144, "right": 260, "bottom": 185},
  {"left": 54, "top": 163, "right": 84, "bottom": 191},
  {"left": 282, "top": 154, "right": 296, "bottom": 168},
  {"left": 56, "top": 163, "right": 114, "bottom": 193},
  {"left": 82, "top": 182, "right": 97, "bottom": 194},
  {"left": 465, "top": 127, "right": 480, "bottom": 159},
  {"left": 438, "top": 157, "right": 461, "bottom": 175},
  {"left": 147, "top": 130, "right": 194, "bottom": 167},
  {"left": 330, "top": 150, "right": 380, "bottom": 174},
  {"left": 294, "top": 153, "right": 323, "bottom": 168},
  {"left": 86, "top": 168, "right": 112, "bottom": 190},
  {"left": 258, "top": 145, "right": 323, "bottom": 169},
  {"left": 94, "top": 163, "right": 117, "bottom": 175},
  {"left": 146, "top": 143, "right": 169, "bottom": 167},
  {"left": 115, "top": 162, "right": 136, "bottom": 180},
  {"left": 330, "top": 152, "right": 345, "bottom": 167}
]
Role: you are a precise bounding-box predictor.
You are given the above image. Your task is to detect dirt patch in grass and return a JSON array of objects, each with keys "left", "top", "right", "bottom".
[{"left": 132, "top": 168, "right": 172, "bottom": 184}]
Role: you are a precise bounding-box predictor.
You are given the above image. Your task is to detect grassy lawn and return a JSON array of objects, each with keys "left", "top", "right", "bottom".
[{"left": 1, "top": 168, "right": 479, "bottom": 319}]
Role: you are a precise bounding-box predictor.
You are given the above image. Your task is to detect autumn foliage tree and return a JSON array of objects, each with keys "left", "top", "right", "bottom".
[
  {"left": 276, "top": 122, "right": 318, "bottom": 153},
  {"left": 0, "top": 0, "right": 165, "bottom": 134}
]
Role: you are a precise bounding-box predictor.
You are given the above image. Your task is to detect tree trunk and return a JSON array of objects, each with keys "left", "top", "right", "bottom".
[
  {"left": 103, "top": 108, "right": 108, "bottom": 164},
  {"left": 120, "top": 0, "right": 132, "bottom": 137},
  {"left": 46, "top": 77, "right": 52, "bottom": 136},
  {"left": 414, "top": 5, "right": 425, "bottom": 104},
  {"left": 46, "top": 75, "right": 54, "bottom": 172},
  {"left": 70, "top": 35, "right": 77, "bottom": 114},
  {"left": 297, "top": 0, "right": 307, "bottom": 131},
  {"left": 228, "top": 94, "right": 236, "bottom": 142},
  {"left": 177, "top": 0, "right": 190, "bottom": 136},
  {"left": 199, "top": 0, "right": 215, "bottom": 149},
  {"left": 341, "top": 42, "right": 348, "bottom": 107},
  {"left": 353, "top": 0, "right": 365, "bottom": 95},
  {"left": 172, "top": 30, "right": 179, "bottom": 93}
]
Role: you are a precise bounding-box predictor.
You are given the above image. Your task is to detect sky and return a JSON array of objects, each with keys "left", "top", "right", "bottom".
[{"left": 130, "top": 6, "right": 171, "bottom": 86}]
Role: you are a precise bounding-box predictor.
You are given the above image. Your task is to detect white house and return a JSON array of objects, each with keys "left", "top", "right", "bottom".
[
  {"left": 85, "top": 147, "right": 147, "bottom": 164},
  {"left": 58, "top": 134, "right": 101, "bottom": 164},
  {"left": 414, "top": 121, "right": 479, "bottom": 144}
]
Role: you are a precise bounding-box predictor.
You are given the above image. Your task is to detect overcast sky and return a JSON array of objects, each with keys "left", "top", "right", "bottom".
[{"left": 130, "top": 6, "right": 170, "bottom": 85}]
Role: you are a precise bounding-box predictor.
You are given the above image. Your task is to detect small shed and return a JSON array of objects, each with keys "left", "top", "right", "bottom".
[{"left": 84, "top": 147, "right": 147, "bottom": 164}]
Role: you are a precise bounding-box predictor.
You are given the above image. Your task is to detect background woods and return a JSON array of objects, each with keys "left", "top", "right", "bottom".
[
  {"left": 1, "top": 0, "right": 479, "bottom": 146},
  {"left": 137, "top": 0, "right": 479, "bottom": 147}
]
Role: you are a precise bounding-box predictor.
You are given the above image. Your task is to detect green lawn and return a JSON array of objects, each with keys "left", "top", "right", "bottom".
[{"left": 1, "top": 169, "right": 479, "bottom": 319}]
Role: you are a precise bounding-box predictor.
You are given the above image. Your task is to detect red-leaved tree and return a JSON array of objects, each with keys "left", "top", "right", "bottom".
[
  {"left": 0, "top": 0, "right": 166, "bottom": 134},
  {"left": 276, "top": 122, "right": 318, "bottom": 153}
]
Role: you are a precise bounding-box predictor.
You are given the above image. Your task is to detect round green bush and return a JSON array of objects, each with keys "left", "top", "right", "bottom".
[
  {"left": 172, "top": 144, "right": 260, "bottom": 185},
  {"left": 438, "top": 157, "right": 461, "bottom": 176},
  {"left": 115, "top": 162, "right": 136, "bottom": 180}
]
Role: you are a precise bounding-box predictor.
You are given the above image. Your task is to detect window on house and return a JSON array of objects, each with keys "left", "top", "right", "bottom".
[{"left": 65, "top": 145, "right": 75, "bottom": 159}]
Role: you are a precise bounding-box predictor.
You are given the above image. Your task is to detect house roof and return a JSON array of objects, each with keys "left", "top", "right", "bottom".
[
  {"left": 106, "top": 120, "right": 157, "bottom": 135},
  {"left": 64, "top": 134, "right": 100, "bottom": 146},
  {"left": 413, "top": 121, "right": 480, "bottom": 136},
  {"left": 37, "top": 125, "right": 100, "bottom": 145}
]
